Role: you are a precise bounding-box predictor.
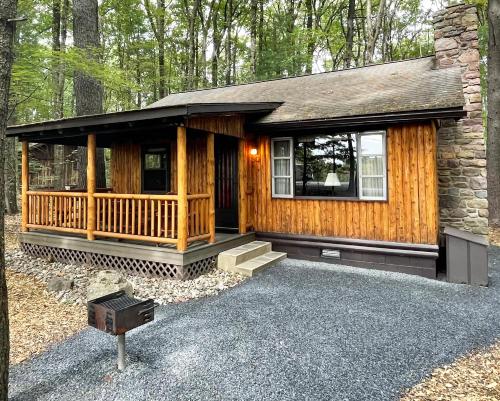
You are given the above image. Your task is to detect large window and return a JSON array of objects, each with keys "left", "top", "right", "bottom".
[
  {"left": 142, "top": 146, "right": 170, "bottom": 193},
  {"left": 271, "top": 131, "right": 386, "bottom": 200},
  {"left": 294, "top": 134, "right": 357, "bottom": 197}
]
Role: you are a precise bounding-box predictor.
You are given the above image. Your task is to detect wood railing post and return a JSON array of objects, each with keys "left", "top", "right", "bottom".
[
  {"left": 207, "top": 133, "right": 216, "bottom": 243},
  {"left": 177, "top": 126, "right": 188, "bottom": 251},
  {"left": 238, "top": 138, "right": 247, "bottom": 234},
  {"left": 87, "top": 133, "right": 96, "bottom": 240},
  {"left": 21, "top": 141, "right": 29, "bottom": 232}
]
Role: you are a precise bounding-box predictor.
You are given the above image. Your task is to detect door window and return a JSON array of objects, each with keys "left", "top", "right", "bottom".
[{"left": 142, "top": 146, "right": 169, "bottom": 193}]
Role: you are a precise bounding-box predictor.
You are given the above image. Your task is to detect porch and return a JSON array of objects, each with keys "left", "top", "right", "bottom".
[{"left": 20, "top": 124, "right": 251, "bottom": 252}]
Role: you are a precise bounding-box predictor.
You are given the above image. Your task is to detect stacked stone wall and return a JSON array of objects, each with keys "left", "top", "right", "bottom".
[{"left": 433, "top": 3, "right": 488, "bottom": 236}]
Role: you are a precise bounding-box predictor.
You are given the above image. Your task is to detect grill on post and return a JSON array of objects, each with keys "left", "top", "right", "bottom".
[{"left": 87, "top": 291, "right": 158, "bottom": 370}]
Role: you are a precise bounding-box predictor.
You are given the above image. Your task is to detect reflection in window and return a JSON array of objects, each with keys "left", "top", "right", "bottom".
[
  {"left": 294, "top": 134, "right": 357, "bottom": 197},
  {"left": 142, "top": 147, "right": 169, "bottom": 193}
]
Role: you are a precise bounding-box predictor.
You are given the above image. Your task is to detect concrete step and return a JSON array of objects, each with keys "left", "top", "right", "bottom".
[
  {"left": 218, "top": 241, "right": 272, "bottom": 272},
  {"left": 232, "top": 251, "right": 287, "bottom": 277}
]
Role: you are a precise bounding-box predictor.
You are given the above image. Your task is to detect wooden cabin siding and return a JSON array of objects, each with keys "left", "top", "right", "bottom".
[
  {"left": 170, "top": 133, "right": 208, "bottom": 194},
  {"left": 247, "top": 123, "right": 439, "bottom": 245},
  {"left": 186, "top": 116, "right": 245, "bottom": 138},
  {"left": 110, "top": 133, "right": 208, "bottom": 195},
  {"left": 111, "top": 142, "right": 141, "bottom": 193}
]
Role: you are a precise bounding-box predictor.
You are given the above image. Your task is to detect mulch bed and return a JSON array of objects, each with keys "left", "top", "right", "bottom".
[
  {"left": 7, "top": 269, "right": 87, "bottom": 365},
  {"left": 402, "top": 341, "right": 500, "bottom": 400}
]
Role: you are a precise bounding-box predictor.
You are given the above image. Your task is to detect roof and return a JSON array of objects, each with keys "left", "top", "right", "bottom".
[
  {"left": 149, "top": 57, "right": 465, "bottom": 126},
  {"left": 6, "top": 102, "right": 281, "bottom": 141}
]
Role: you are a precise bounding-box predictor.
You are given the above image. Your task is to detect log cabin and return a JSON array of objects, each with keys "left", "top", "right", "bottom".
[{"left": 7, "top": 3, "right": 487, "bottom": 280}]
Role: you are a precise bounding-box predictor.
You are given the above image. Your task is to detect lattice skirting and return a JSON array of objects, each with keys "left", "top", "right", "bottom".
[{"left": 20, "top": 242, "right": 216, "bottom": 280}]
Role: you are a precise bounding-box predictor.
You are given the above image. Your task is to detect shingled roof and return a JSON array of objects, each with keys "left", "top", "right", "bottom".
[{"left": 149, "top": 56, "right": 465, "bottom": 126}]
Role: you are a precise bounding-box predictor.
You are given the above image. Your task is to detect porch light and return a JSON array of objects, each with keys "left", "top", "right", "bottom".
[{"left": 249, "top": 147, "right": 258, "bottom": 156}]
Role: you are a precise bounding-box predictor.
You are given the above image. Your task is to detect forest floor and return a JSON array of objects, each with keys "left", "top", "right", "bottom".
[{"left": 6, "top": 214, "right": 87, "bottom": 364}]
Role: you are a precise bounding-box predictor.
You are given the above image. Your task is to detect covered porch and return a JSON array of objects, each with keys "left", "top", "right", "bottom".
[
  {"left": 22, "top": 127, "right": 219, "bottom": 252},
  {"left": 10, "top": 103, "right": 280, "bottom": 278}
]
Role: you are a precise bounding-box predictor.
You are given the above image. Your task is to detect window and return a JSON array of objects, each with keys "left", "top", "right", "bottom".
[
  {"left": 271, "top": 138, "right": 293, "bottom": 197},
  {"left": 142, "top": 146, "right": 170, "bottom": 193},
  {"left": 294, "top": 134, "right": 357, "bottom": 197},
  {"left": 271, "top": 131, "right": 386, "bottom": 200},
  {"left": 359, "top": 132, "right": 386, "bottom": 200}
]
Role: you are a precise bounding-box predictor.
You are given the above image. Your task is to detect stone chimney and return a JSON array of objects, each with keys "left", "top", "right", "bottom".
[{"left": 433, "top": 3, "right": 488, "bottom": 236}]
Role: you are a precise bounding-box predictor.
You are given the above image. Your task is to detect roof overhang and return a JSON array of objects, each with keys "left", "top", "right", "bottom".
[
  {"left": 248, "top": 107, "right": 466, "bottom": 132},
  {"left": 7, "top": 102, "right": 283, "bottom": 142}
]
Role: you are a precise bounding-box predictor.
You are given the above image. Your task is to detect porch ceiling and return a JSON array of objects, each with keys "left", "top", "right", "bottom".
[{"left": 6, "top": 102, "right": 282, "bottom": 146}]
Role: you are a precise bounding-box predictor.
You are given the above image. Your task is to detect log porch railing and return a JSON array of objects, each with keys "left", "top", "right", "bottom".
[
  {"left": 26, "top": 191, "right": 88, "bottom": 234},
  {"left": 21, "top": 128, "right": 218, "bottom": 251},
  {"left": 24, "top": 191, "right": 210, "bottom": 246}
]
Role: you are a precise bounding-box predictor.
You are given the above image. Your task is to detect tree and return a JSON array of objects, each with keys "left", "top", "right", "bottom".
[
  {"left": 365, "top": 0, "right": 387, "bottom": 65},
  {"left": 0, "top": 0, "right": 16, "bottom": 398},
  {"left": 488, "top": 0, "right": 500, "bottom": 229},
  {"left": 73, "top": 0, "right": 106, "bottom": 188},
  {"left": 344, "top": 0, "right": 355, "bottom": 68}
]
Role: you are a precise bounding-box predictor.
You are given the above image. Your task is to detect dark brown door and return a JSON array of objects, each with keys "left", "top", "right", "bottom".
[{"left": 215, "top": 136, "right": 238, "bottom": 230}]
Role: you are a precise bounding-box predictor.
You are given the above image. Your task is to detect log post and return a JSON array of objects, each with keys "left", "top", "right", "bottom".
[
  {"left": 238, "top": 138, "right": 247, "bottom": 234},
  {"left": 177, "top": 126, "right": 188, "bottom": 251},
  {"left": 21, "top": 141, "right": 29, "bottom": 232},
  {"left": 87, "top": 133, "right": 96, "bottom": 240},
  {"left": 207, "top": 133, "right": 216, "bottom": 243}
]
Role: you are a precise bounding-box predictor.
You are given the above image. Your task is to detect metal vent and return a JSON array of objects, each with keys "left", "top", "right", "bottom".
[{"left": 321, "top": 249, "right": 340, "bottom": 259}]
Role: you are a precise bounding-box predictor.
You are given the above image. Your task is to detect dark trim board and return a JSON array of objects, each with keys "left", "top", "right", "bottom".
[{"left": 256, "top": 232, "right": 438, "bottom": 279}]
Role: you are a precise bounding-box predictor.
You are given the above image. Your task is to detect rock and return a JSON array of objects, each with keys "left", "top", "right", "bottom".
[
  {"left": 86, "top": 270, "right": 134, "bottom": 301},
  {"left": 47, "top": 277, "right": 74, "bottom": 292}
]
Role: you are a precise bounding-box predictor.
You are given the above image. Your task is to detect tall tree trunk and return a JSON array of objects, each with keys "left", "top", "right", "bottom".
[
  {"left": 211, "top": 2, "right": 225, "bottom": 87},
  {"left": 225, "top": 0, "right": 233, "bottom": 85},
  {"left": 0, "top": 1, "right": 16, "bottom": 398},
  {"left": 488, "top": 0, "right": 500, "bottom": 229},
  {"left": 365, "top": 0, "right": 386, "bottom": 64},
  {"left": 305, "top": 0, "right": 314, "bottom": 74},
  {"left": 344, "top": 0, "right": 355, "bottom": 68},
  {"left": 157, "top": 0, "right": 166, "bottom": 98},
  {"left": 250, "top": 0, "right": 257, "bottom": 77},
  {"left": 73, "top": 0, "right": 105, "bottom": 188},
  {"left": 187, "top": 0, "right": 201, "bottom": 89}
]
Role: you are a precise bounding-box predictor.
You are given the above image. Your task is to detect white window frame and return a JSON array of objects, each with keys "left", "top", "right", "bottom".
[
  {"left": 271, "top": 137, "right": 294, "bottom": 198},
  {"left": 358, "top": 131, "right": 387, "bottom": 201}
]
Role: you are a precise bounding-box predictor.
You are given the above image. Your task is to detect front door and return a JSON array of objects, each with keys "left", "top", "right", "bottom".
[{"left": 215, "top": 136, "right": 239, "bottom": 230}]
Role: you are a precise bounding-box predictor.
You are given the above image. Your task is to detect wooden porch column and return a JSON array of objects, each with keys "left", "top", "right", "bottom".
[
  {"left": 21, "top": 141, "right": 29, "bottom": 232},
  {"left": 238, "top": 139, "right": 247, "bottom": 234},
  {"left": 87, "top": 133, "right": 96, "bottom": 240},
  {"left": 177, "top": 126, "right": 188, "bottom": 251},
  {"left": 207, "top": 133, "right": 216, "bottom": 243}
]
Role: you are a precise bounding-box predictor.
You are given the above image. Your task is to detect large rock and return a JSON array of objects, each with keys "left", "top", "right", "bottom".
[
  {"left": 47, "top": 277, "right": 74, "bottom": 292},
  {"left": 87, "top": 270, "right": 134, "bottom": 301}
]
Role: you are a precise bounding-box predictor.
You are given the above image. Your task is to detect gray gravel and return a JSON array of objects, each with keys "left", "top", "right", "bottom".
[{"left": 9, "top": 247, "right": 500, "bottom": 401}]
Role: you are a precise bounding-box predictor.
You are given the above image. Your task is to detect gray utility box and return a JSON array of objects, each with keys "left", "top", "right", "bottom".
[{"left": 444, "top": 226, "right": 489, "bottom": 286}]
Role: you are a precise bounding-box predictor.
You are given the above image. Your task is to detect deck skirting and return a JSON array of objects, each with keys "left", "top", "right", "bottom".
[{"left": 20, "top": 231, "right": 255, "bottom": 280}]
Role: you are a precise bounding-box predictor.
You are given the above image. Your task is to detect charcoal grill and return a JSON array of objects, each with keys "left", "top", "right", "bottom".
[{"left": 87, "top": 291, "right": 158, "bottom": 370}]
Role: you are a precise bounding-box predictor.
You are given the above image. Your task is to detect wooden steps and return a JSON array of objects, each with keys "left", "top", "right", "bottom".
[{"left": 217, "top": 241, "right": 286, "bottom": 277}]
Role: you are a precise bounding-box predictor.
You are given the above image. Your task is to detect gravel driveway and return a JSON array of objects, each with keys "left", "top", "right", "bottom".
[{"left": 9, "top": 247, "right": 500, "bottom": 401}]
